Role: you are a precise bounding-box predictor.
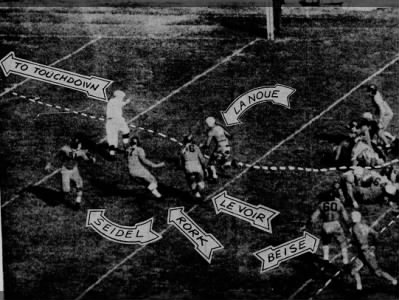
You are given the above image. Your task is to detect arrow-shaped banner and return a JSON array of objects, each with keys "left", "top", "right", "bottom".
[
  {"left": 168, "top": 207, "right": 223, "bottom": 263},
  {"left": 221, "top": 84, "right": 295, "bottom": 126},
  {"left": 212, "top": 191, "right": 279, "bottom": 234},
  {"left": 0, "top": 52, "right": 112, "bottom": 101},
  {"left": 86, "top": 209, "right": 161, "bottom": 245},
  {"left": 254, "top": 232, "right": 320, "bottom": 273}
]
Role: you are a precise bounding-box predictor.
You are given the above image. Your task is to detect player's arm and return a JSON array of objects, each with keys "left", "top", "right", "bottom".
[
  {"left": 374, "top": 94, "right": 386, "bottom": 118},
  {"left": 223, "top": 127, "right": 231, "bottom": 139},
  {"left": 300, "top": 208, "right": 320, "bottom": 232},
  {"left": 138, "top": 148, "right": 165, "bottom": 168},
  {"left": 340, "top": 203, "right": 350, "bottom": 224},
  {"left": 197, "top": 146, "right": 207, "bottom": 167},
  {"left": 311, "top": 208, "right": 321, "bottom": 224},
  {"left": 205, "top": 132, "right": 213, "bottom": 147},
  {"left": 178, "top": 149, "right": 186, "bottom": 169},
  {"left": 368, "top": 226, "right": 379, "bottom": 242},
  {"left": 45, "top": 147, "right": 65, "bottom": 172},
  {"left": 122, "top": 97, "right": 131, "bottom": 106},
  {"left": 344, "top": 175, "right": 359, "bottom": 208},
  {"left": 75, "top": 148, "right": 96, "bottom": 163},
  {"left": 360, "top": 125, "right": 372, "bottom": 146}
]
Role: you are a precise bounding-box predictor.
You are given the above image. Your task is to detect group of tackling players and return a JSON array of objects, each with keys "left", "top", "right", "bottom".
[
  {"left": 44, "top": 84, "right": 398, "bottom": 291},
  {"left": 45, "top": 90, "right": 235, "bottom": 208},
  {"left": 334, "top": 84, "right": 396, "bottom": 166},
  {"left": 309, "top": 84, "right": 398, "bottom": 291}
]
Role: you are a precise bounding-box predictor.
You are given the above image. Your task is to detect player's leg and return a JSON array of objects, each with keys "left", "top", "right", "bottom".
[
  {"left": 207, "top": 152, "right": 219, "bottom": 181},
  {"left": 196, "top": 170, "right": 205, "bottom": 198},
  {"left": 61, "top": 167, "right": 72, "bottom": 199},
  {"left": 106, "top": 120, "right": 118, "bottom": 158},
  {"left": 119, "top": 118, "right": 130, "bottom": 148},
  {"left": 71, "top": 166, "right": 83, "bottom": 206},
  {"left": 132, "top": 168, "right": 162, "bottom": 198},
  {"left": 351, "top": 258, "right": 364, "bottom": 290},
  {"left": 320, "top": 228, "right": 331, "bottom": 261},
  {"left": 378, "top": 270, "right": 398, "bottom": 285},
  {"left": 185, "top": 172, "right": 197, "bottom": 194},
  {"left": 365, "top": 249, "right": 398, "bottom": 285},
  {"left": 335, "top": 226, "right": 349, "bottom": 264}
]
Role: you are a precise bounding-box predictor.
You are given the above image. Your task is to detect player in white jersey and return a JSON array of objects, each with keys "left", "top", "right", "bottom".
[
  {"left": 203, "top": 116, "right": 233, "bottom": 181},
  {"left": 126, "top": 136, "right": 164, "bottom": 198},
  {"left": 106, "top": 90, "right": 131, "bottom": 159},
  {"left": 180, "top": 134, "right": 206, "bottom": 198},
  {"left": 367, "top": 84, "right": 394, "bottom": 135}
]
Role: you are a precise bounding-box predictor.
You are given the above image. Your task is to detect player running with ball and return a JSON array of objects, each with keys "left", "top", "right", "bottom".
[{"left": 106, "top": 90, "right": 131, "bottom": 159}]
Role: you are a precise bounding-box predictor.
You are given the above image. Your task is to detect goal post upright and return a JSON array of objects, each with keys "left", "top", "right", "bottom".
[{"left": 265, "top": 0, "right": 275, "bottom": 40}]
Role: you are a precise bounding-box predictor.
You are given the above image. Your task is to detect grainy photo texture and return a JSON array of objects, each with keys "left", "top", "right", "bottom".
[{"left": 0, "top": 1, "right": 398, "bottom": 300}]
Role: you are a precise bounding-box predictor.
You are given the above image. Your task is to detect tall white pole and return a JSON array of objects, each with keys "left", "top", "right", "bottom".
[{"left": 266, "top": 0, "right": 275, "bottom": 40}]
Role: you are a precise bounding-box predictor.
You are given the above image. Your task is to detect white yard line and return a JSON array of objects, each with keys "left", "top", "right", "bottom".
[
  {"left": 3, "top": 38, "right": 260, "bottom": 207},
  {"left": 1, "top": 169, "right": 61, "bottom": 208},
  {"left": 99, "top": 37, "right": 262, "bottom": 144},
  {"left": 0, "top": 36, "right": 102, "bottom": 98},
  {"left": 0, "top": 37, "right": 103, "bottom": 207},
  {"left": 126, "top": 38, "right": 262, "bottom": 123},
  {"left": 74, "top": 51, "right": 399, "bottom": 300},
  {"left": 287, "top": 207, "right": 394, "bottom": 300}
]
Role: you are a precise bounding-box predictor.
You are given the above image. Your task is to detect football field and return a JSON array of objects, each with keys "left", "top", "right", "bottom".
[{"left": 0, "top": 6, "right": 398, "bottom": 300}]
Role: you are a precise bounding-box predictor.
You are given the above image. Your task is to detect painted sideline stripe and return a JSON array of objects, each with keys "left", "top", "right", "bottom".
[
  {"left": 74, "top": 51, "right": 399, "bottom": 300},
  {"left": 0, "top": 34, "right": 243, "bottom": 40},
  {"left": 0, "top": 36, "right": 102, "bottom": 98}
]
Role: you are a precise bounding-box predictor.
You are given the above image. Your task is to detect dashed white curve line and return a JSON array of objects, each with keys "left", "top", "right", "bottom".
[
  {"left": 0, "top": 36, "right": 102, "bottom": 98},
  {"left": 2, "top": 38, "right": 261, "bottom": 207},
  {"left": 126, "top": 38, "right": 263, "bottom": 123},
  {"left": 98, "top": 37, "right": 262, "bottom": 144},
  {"left": 74, "top": 51, "right": 399, "bottom": 300}
]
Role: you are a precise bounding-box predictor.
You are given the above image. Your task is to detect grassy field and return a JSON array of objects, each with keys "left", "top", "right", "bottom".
[{"left": 0, "top": 6, "right": 398, "bottom": 300}]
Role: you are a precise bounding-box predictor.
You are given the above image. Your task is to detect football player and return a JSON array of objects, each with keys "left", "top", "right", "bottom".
[
  {"left": 350, "top": 211, "right": 397, "bottom": 291},
  {"left": 180, "top": 134, "right": 207, "bottom": 198},
  {"left": 310, "top": 191, "right": 350, "bottom": 265},
  {"left": 367, "top": 84, "right": 394, "bottom": 144},
  {"left": 202, "top": 116, "right": 234, "bottom": 181},
  {"left": 126, "top": 136, "right": 164, "bottom": 198},
  {"left": 106, "top": 90, "right": 131, "bottom": 159},
  {"left": 360, "top": 112, "right": 393, "bottom": 149},
  {"left": 45, "top": 136, "right": 95, "bottom": 210},
  {"left": 341, "top": 167, "right": 391, "bottom": 208}
]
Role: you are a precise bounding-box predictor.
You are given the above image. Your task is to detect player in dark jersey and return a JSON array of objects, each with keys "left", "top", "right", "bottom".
[
  {"left": 180, "top": 134, "right": 207, "bottom": 198},
  {"left": 311, "top": 191, "right": 349, "bottom": 264},
  {"left": 45, "top": 136, "right": 95, "bottom": 209},
  {"left": 350, "top": 211, "right": 397, "bottom": 290}
]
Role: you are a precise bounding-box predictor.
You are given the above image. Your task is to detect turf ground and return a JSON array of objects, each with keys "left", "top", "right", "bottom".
[{"left": 0, "top": 6, "right": 398, "bottom": 300}]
